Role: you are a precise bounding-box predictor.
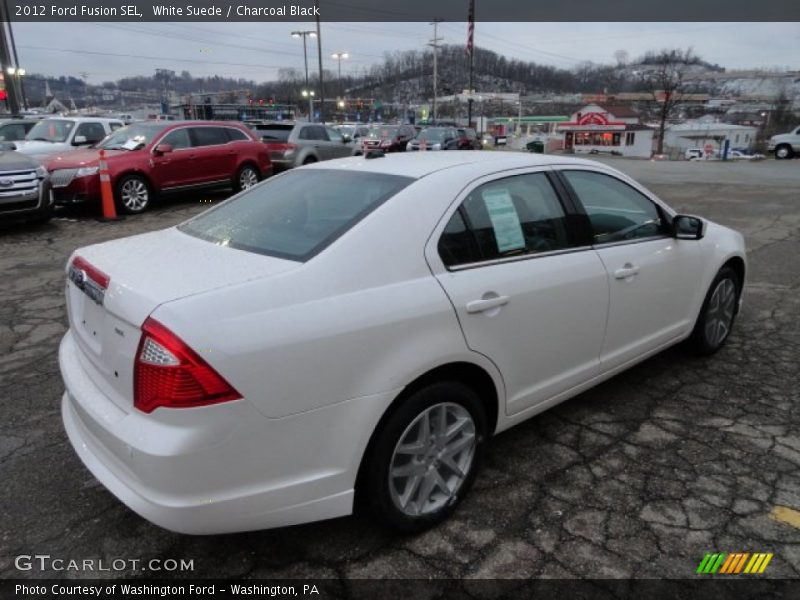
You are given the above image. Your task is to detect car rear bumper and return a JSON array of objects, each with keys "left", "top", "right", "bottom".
[{"left": 59, "top": 330, "right": 394, "bottom": 534}]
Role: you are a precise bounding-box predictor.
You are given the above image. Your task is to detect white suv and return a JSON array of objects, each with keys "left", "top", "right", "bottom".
[{"left": 12, "top": 117, "right": 124, "bottom": 161}]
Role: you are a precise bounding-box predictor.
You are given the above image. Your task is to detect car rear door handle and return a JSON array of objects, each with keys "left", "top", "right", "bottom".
[
  {"left": 466, "top": 295, "right": 510, "bottom": 314},
  {"left": 614, "top": 263, "right": 640, "bottom": 279}
]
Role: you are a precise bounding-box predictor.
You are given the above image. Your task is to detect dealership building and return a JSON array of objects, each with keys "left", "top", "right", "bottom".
[{"left": 556, "top": 104, "right": 655, "bottom": 158}]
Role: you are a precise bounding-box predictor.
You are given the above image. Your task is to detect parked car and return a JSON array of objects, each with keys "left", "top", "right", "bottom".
[
  {"left": 407, "top": 127, "right": 460, "bottom": 151},
  {"left": 255, "top": 122, "right": 358, "bottom": 171},
  {"left": 767, "top": 126, "right": 800, "bottom": 159},
  {"left": 59, "top": 152, "right": 746, "bottom": 534},
  {"left": 0, "top": 118, "right": 39, "bottom": 143},
  {"left": 0, "top": 149, "right": 53, "bottom": 224},
  {"left": 44, "top": 121, "right": 270, "bottom": 214},
  {"left": 456, "top": 127, "right": 482, "bottom": 150},
  {"left": 685, "top": 148, "right": 704, "bottom": 160},
  {"left": 11, "top": 117, "right": 124, "bottom": 161},
  {"left": 361, "top": 124, "right": 416, "bottom": 153}
]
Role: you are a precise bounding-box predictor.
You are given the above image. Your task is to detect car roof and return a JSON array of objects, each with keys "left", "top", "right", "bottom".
[
  {"left": 302, "top": 151, "right": 610, "bottom": 179},
  {"left": 41, "top": 116, "right": 123, "bottom": 123}
]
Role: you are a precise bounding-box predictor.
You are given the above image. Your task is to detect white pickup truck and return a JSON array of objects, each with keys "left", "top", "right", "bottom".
[{"left": 767, "top": 125, "right": 800, "bottom": 159}]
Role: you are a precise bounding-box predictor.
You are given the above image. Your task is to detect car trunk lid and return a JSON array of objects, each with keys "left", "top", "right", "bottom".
[{"left": 66, "top": 227, "right": 299, "bottom": 412}]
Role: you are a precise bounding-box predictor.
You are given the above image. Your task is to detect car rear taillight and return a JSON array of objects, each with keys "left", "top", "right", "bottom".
[{"left": 134, "top": 317, "right": 241, "bottom": 413}]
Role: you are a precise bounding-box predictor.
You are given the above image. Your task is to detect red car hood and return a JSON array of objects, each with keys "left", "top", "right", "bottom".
[{"left": 44, "top": 148, "right": 128, "bottom": 170}]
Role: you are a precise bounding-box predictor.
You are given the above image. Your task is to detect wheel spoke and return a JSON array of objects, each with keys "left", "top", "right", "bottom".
[
  {"left": 399, "top": 474, "right": 422, "bottom": 509},
  {"left": 439, "top": 454, "right": 466, "bottom": 478},
  {"left": 442, "top": 432, "right": 475, "bottom": 459}
]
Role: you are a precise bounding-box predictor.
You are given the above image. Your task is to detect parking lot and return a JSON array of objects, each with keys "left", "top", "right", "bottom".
[{"left": 1, "top": 157, "right": 799, "bottom": 581}]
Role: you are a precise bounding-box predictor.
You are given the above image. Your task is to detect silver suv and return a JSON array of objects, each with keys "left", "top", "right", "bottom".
[{"left": 250, "top": 122, "right": 359, "bottom": 171}]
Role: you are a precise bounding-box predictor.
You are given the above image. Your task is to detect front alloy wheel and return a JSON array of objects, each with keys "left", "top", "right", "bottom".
[
  {"left": 775, "top": 145, "right": 793, "bottom": 159},
  {"left": 689, "top": 266, "right": 741, "bottom": 355},
  {"left": 117, "top": 176, "right": 151, "bottom": 214}
]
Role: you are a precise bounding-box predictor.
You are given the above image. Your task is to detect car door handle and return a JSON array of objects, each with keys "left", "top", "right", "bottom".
[
  {"left": 466, "top": 295, "right": 510, "bottom": 314},
  {"left": 614, "top": 263, "right": 640, "bottom": 279}
]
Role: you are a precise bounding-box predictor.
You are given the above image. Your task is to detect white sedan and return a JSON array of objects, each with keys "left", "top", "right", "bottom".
[{"left": 59, "top": 152, "right": 746, "bottom": 534}]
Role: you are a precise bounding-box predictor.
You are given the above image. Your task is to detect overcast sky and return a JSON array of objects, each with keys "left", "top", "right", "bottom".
[{"left": 11, "top": 22, "right": 800, "bottom": 84}]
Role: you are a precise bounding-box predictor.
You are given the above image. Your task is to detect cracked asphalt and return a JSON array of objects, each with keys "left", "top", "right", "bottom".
[{"left": 1, "top": 158, "right": 798, "bottom": 582}]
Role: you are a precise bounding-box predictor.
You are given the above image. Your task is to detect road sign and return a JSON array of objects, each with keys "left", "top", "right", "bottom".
[{"left": 704, "top": 143, "right": 714, "bottom": 156}]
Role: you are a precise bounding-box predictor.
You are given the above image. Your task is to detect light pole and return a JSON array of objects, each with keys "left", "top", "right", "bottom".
[
  {"left": 302, "top": 89, "right": 315, "bottom": 122},
  {"left": 291, "top": 30, "right": 317, "bottom": 89},
  {"left": 331, "top": 51, "right": 348, "bottom": 82},
  {"left": 6, "top": 66, "right": 26, "bottom": 110}
]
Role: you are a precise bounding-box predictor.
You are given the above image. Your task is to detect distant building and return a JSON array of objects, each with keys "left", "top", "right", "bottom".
[
  {"left": 556, "top": 104, "right": 655, "bottom": 158},
  {"left": 665, "top": 118, "right": 758, "bottom": 152}
]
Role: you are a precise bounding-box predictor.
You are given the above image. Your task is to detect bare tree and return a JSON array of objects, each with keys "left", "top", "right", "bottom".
[
  {"left": 641, "top": 48, "right": 694, "bottom": 154},
  {"left": 613, "top": 49, "right": 629, "bottom": 68}
]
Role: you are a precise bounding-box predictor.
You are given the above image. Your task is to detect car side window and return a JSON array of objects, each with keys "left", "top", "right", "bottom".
[
  {"left": 561, "top": 170, "right": 667, "bottom": 244},
  {"left": 75, "top": 122, "right": 106, "bottom": 144},
  {"left": 190, "top": 127, "right": 229, "bottom": 147},
  {"left": 439, "top": 173, "right": 572, "bottom": 267},
  {"left": 225, "top": 128, "right": 249, "bottom": 142},
  {"left": 109, "top": 122, "right": 124, "bottom": 131},
  {"left": 159, "top": 128, "right": 191, "bottom": 150},
  {"left": 326, "top": 127, "right": 343, "bottom": 143}
]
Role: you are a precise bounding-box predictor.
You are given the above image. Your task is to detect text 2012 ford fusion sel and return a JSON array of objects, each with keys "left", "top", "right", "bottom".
[{"left": 59, "top": 152, "right": 746, "bottom": 534}]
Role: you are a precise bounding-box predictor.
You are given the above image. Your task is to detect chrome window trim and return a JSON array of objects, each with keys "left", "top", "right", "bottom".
[{"left": 446, "top": 245, "right": 594, "bottom": 272}]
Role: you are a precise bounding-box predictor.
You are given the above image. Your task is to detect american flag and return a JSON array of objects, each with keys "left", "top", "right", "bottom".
[{"left": 466, "top": 0, "right": 474, "bottom": 55}]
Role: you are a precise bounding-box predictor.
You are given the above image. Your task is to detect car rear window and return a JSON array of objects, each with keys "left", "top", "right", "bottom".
[
  {"left": 257, "top": 125, "right": 293, "bottom": 141},
  {"left": 179, "top": 169, "right": 414, "bottom": 262}
]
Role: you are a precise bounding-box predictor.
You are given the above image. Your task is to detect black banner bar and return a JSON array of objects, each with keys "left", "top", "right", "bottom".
[{"left": 5, "top": 0, "right": 800, "bottom": 22}]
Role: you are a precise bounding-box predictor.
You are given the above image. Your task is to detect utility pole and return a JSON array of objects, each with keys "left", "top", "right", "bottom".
[
  {"left": 315, "top": 0, "right": 324, "bottom": 123},
  {"left": 467, "top": 0, "right": 475, "bottom": 128},
  {"left": 428, "top": 19, "right": 443, "bottom": 124}
]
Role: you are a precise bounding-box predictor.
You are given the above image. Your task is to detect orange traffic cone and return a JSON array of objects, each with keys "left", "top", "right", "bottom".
[{"left": 97, "top": 149, "right": 122, "bottom": 221}]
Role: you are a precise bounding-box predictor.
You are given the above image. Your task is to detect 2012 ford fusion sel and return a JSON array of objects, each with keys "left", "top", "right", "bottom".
[{"left": 59, "top": 152, "right": 746, "bottom": 534}]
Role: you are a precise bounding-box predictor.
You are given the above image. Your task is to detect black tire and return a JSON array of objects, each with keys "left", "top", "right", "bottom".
[
  {"left": 302, "top": 156, "right": 317, "bottom": 165},
  {"left": 115, "top": 174, "right": 152, "bottom": 214},
  {"left": 360, "top": 381, "right": 487, "bottom": 533},
  {"left": 234, "top": 164, "right": 260, "bottom": 192},
  {"left": 687, "top": 266, "right": 741, "bottom": 355},
  {"left": 774, "top": 144, "right": 794, "bottom": 160}
]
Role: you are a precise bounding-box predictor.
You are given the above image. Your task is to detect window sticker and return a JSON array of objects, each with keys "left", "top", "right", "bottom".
[{"left": 482, "top": 188, "right": 525, "bottom": 253}]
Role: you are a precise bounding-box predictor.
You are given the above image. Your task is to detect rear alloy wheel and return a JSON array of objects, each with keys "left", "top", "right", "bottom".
[
  {"left": 235, "top": 164, "right": 260, "bottom": 192},
  {"left": 116, "top": 175, "right": 151, "bottom": 214},
  {"left": 361, "top": 381, "right": 487, "bottom": 532},
  {"left": 688, "top": 266, "right": 741, "bottom": 355},
  {"left": 775, "top": 145, "right": 793, "bottom": 160}
]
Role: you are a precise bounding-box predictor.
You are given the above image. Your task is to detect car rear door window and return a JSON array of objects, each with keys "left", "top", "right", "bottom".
[
  {"left": 225, "top": 127, "right": 250, "bottom": 142},
  {"left": 299, "top": 126, "right": 329, "bottom": 141},
  {"left": 190, "top": 127, "right": 229, "bottom": 147},
  {"left": 439, "top": 172, "right": 572, "bottom": 267},
  {"left": 561, "top": 170, "right": 667, "bottom": 244}
]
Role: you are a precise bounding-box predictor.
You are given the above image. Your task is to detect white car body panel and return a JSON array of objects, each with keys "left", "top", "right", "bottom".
[{"left": 59, "top": 152, "right": 746, "bottom": 533}]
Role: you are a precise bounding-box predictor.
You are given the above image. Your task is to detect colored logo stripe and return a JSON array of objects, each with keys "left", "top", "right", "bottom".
[{"left": 697, "top": 552, "right": 773, "bottom": 574}]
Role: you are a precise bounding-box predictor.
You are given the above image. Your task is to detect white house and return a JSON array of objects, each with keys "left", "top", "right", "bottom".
[
  {"left": 665, "top": 118, "right": 758, "bottom": 154},
  {"left": 556, "top": 104, "right": 655, "bottom": 158}
]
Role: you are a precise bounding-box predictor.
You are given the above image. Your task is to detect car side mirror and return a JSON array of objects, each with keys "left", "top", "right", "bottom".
[
  {"left": 73, "top": 135, "right": 87, "bottom": 145},
  {"left": 672, "top": 214, "right": 705, "bottom": 240},
  {"left": 154, "top": 143, "right": 173, "bottom": 155}
]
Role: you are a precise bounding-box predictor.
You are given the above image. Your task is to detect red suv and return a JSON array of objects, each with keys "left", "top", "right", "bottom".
[{"left": 45, "top": 121, "right": 272, "bottom": 214}]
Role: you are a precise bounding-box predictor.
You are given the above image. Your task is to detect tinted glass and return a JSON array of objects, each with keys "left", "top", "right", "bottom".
[
  {"left": 439, "top": 173, "right": 571, "bottom": 267},
  {"left": 179, "top": 169, "right": 414, "bottom": 262},
  {"left": 299, "top": 125, "right": 328, "bottom": 141},
  {"left": 191, "top": 127, "right": 229, "bottom": 147},
  {"left": 367, "top": 126, "right": 398, "bottom": 139},
  {"left": 257, "top": 125, "right": 292, "bottom": 141},
  {"left": 225, "top": 127, "right": 249, "bottom": 141},
  {"left": 159, "top": 128, "right": 191, "bottom": 149},
  {"left": 75, "top": 123, "right": 107, "bottom": 143},
  {"left": 0, "top": 123, "right": 27, "bottom": 141},
  {"left": 562, "top": 170, "right": 666, "bottom": 244},
  {"left": 326, "top": 127, "right": 343, "bottom": 143}
]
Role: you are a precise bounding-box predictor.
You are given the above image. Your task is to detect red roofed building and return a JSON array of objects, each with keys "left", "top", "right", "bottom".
[{"left": 557, "top": 104, "right": 655, "bottom": 158}]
